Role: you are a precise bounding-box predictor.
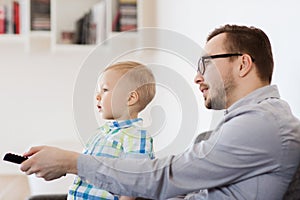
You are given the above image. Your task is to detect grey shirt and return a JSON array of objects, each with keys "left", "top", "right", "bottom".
[{"left": 78, "top": 85, "right": 300, "bottom": 199}]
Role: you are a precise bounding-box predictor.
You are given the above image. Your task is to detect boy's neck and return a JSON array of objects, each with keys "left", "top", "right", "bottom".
[{"left": 112, "top": 112, "right": 139, "bottom": 121}]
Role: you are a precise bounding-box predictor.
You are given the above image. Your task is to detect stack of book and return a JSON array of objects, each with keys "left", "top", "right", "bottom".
[
  {"left": 30, "top": 0, "right": 51, "bottom": 31},
  {"left": 112, "top": 0, "right": 137, "bottom": 32}
]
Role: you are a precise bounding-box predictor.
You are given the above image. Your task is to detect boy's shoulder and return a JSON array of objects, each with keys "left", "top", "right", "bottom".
[{"left": 120, "top": 126, "right": 152, "bottom": 139}]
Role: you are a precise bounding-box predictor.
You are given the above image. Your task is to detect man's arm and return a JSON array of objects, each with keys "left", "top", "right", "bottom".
[
  {"left": 20, "top": 112, "right": 281, "bottom": 199},
  {"left": 20, "top": 146, "right": 79, "bottom": 180},
  {"left": 75, "top": 111, "right": 282, "bottom": 199}
]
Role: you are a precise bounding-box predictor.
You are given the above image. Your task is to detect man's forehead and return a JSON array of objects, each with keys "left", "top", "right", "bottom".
[{"left": 204, "top": 33, "right": 226, "bottom": 55}]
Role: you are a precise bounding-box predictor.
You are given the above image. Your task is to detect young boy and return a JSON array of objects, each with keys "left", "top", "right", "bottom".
[{"left": 67, "top": 61, "right": 156, "bottom": 200}]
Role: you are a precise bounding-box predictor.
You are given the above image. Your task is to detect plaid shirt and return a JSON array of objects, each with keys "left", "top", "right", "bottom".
[{"left": 68, "top": 118, "right": 154, "bottom": 200}]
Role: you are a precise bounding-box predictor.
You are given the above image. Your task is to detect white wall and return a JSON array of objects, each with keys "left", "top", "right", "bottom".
[
  {"left": 152, "top": 0, "right": 300, "bottom": 118},
  {"left": 1, "top": 0, "right": 300, "bottom": 175},
  {"left": 0, "top": 43, "right": 87, "bottom": 173}
]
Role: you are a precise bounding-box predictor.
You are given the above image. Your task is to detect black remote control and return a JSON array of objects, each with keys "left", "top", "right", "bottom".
[{"left": 3, "top": 153, "right": 28, "bottom": 164}]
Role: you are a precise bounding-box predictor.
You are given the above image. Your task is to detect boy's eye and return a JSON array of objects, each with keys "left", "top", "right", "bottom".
[{"left": 102, "top": 88, "right": 108, "bottom": 92}]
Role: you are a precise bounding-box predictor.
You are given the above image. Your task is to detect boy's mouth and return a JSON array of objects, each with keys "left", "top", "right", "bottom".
[{"left": 97, "top": 105, "right": 102, "bottom": 112}]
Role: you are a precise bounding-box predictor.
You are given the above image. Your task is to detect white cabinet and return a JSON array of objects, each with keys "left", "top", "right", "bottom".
[{"left": 0, "top": 0, "right": 141, "bottom": 52}]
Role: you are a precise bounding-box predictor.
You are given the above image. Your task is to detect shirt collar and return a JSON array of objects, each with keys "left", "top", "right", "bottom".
[
  {"left": 106, "top": 118, "right": 143, "bottom": 129},
  {"left": 226, "top": 85, "right": 280, "bottom": 114}
]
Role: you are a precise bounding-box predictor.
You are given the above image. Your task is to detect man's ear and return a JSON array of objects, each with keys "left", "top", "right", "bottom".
[
  {"left": 239, "top": 54, "right": 253, "bottom": 77},
  {"left": 128, "top": 90, "right": 139, "bottom": 106}
]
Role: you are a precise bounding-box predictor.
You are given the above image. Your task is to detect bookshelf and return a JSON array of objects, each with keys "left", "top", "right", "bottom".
[
  {"left": 0, "top": 0, "right": 142, "bottom": 52},
  {"left": 0, "top": 0, "right": 29, "bottom": 38}
]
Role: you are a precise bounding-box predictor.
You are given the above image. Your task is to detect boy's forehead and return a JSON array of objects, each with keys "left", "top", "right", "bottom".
[
  {"left": 98, "top": 69, "right": 128, "bottom": 86},
  {"left": 104, "top": 68, "right": 126, "bottom": 77}
]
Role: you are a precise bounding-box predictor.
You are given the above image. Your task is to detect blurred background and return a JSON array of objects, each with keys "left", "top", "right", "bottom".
[{"left": 1, "top": 0, "right": 299, "bottom": 199}]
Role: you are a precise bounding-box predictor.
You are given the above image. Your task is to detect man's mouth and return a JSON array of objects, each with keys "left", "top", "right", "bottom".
[
  {"left": 200, "top": 84, "right": 209, "bottom": 98},
  {"left": 200, "top": 84, "right": 209, "bottom": 92}
]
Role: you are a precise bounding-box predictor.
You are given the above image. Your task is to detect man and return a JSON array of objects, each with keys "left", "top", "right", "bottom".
[{"left": 21, "top": 25, "right": 300, "bottom": 199}]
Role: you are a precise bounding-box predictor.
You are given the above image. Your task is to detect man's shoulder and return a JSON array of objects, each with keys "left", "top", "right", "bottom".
[{"left": 194, "top": 131, "right": 213, "bottom": 143}]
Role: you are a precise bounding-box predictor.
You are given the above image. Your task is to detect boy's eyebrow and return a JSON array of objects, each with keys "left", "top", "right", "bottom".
[{"left": 99, "top": 83, "right": 111, "bottom": 89}]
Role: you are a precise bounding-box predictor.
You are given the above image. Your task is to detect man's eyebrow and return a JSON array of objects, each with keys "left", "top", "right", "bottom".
[{"left": 201, "top": 54, "right": 211, "bottom": 58}]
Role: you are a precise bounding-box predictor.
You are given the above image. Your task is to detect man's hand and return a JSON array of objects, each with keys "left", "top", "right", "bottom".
[{"left": 20, "top": 146, "right": 80, "bottom": 181}]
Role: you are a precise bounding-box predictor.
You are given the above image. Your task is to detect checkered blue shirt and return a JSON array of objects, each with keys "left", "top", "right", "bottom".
[{"left": 68, "top": 118, "right": 154, "bottom": 200}]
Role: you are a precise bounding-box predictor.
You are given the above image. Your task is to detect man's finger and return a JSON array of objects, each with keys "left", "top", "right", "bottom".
[
  {"left": 23, "top": 146, "right": 45, "bottom": 157},
  {"left": 20, "top": 159, "right": 31, "bottom": 173}
]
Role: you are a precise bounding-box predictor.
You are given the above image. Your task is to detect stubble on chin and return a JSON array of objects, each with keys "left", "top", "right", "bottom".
[
  {"left": 204, "top": 96, "right": 212, "bottom": 109},
  {"left": 207, "top": 83, "right": 226, "bottom": 110}
]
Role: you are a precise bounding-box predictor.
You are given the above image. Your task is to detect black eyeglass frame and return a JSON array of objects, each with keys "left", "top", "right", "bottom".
[{"left": 197, "top": 53, "right": 254, "bottom": 75}]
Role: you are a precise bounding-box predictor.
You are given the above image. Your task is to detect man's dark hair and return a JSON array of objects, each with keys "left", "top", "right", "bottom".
[{"left": 207, "top": 24, "right": 274, "bottom": 83}]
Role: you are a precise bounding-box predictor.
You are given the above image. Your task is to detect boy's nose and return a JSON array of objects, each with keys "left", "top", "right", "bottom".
[{"left": 96, "top": 93, "right": 101, "bottom": 101}]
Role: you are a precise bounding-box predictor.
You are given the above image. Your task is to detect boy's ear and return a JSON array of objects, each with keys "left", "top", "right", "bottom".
[{"left": 128, "top": 90, "right": 139, "bottom": 106}]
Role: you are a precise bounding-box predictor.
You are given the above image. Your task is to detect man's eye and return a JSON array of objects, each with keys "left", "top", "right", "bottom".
[{"left": 204, "top": 59, "right": 211, "bottom": 65}]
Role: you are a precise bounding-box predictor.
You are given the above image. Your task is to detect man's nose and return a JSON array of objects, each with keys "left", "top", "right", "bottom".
[{"left": 194, "top": 71, "right": 204, "bottom": 84}]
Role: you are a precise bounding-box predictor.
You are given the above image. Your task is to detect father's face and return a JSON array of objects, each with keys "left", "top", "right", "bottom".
[{"left": 194, "top": 33, "right": 237, "bottom": 110}]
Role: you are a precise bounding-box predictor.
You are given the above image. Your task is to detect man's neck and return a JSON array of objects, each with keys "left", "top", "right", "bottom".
[{"left": 226, "top": 81, "right": 269, "bottom": 109}]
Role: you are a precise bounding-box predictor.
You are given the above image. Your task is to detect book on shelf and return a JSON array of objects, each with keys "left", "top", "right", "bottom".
[
  {"left": 119, "top": 0, "right": 137, "bottom": 4},
  {"left": 5, "top": 2, "right": 13, "bottom": 34},
  {"left": 112, "top": 9, "right": 120, "bottom": 32},
  {"left": 70, "top": 0, "right": 107, "bottom": 45},
  {"left": 30, "top": 0, "right": 51, "bottom": 31},
  {"left": 0, "top": 0, "right": 28, "bottom": 35},
  {"left": 112, "top": 0, "right": 137, "bottom": 32},
  {"left": 81, "top": 12, "right": 91, "bottom": 44},
  {"left": 0, "top": 5, "right": 5, "bottom": 34},
  {"left": 13, "top": 1, "right": 20, "bottom": 34},
  {"left": 73, "top": 16, "right": 84, "bottom": 44},
  {"left": 120, "top": 5, "right": 137, "bottom": 15},
  {"left": 120, "top": 24, "right": 136, "bottom": 32}
]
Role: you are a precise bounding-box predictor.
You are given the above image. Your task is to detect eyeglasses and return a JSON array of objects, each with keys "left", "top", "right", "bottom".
[{"left": 197, "top": 53, "right": 243, "bottom": 75}]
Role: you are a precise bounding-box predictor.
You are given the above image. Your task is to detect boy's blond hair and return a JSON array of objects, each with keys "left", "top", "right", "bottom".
[{"left": 104, "top": 61, "right": 156, "bottom": 112}]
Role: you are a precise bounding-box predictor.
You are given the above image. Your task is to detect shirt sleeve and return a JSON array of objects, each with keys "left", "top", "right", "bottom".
[{"left": 77, "top": 110, "right": 282, "bottom": 199}]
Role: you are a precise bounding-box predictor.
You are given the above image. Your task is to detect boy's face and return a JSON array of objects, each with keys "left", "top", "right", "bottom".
[{"left": 96, "top": 69, "right": 130, "bottom": 120}]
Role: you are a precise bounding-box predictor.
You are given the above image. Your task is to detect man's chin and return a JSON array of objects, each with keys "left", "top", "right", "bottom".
[
  {"left": 205, "top": 98, "right": 226, "bottom": 110},
  {"left": 204, "top": 99, "right": 212, "bottom": 109}
]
